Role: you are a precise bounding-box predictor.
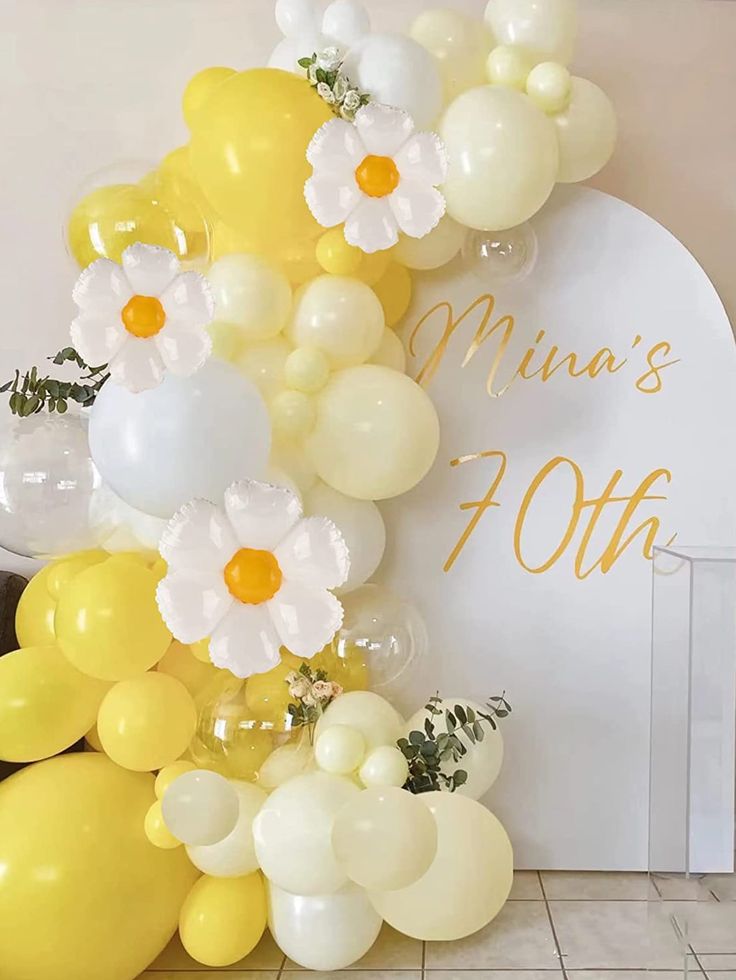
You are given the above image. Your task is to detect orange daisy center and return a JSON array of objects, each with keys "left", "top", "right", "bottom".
[
  {"left": 355, "top": 155, "right": 400, "bottom": 198},
  {"left": 121, "top": 294, "right": 166, "bottom": 338},
  {"left": 224, "top": 548, "right": 283, "bottom": 604}
]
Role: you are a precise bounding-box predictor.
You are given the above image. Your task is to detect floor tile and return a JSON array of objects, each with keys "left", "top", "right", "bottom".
[
  {"left": 424, "top": 901, "right": 561, "bottom": 970},
  {"left": 699, "top": 953, "right": 736, "bottom": 970},
  {"left": 542, "top": 871, "right": 653, "bottom": 900},
  {"left": 652, "top": 875, "right": 716, "bottom": 901},
  {"left": 706, "top": 874, "right": 736, "bottom": 902},
  {"left": 548, "top": 900, "right": 686, "bottom": 969},
  {"left": 426, "top": 972, "right": 563, "bottom": 979},
  {"left": 666, "top": 900, "right": 736, "bottom": 955},
  {"left": 282, "top": 972, "right": 421, "bottom": 980},
  {"left": 147, "top": 930, "right": 284, "bottom": 971},
  {"left": 284, "top": 924, "right": 421, "bottom": 971},
  {"left": 566, "top": 973, "right": 689, "bottom": 980},
  {"left": 510, "top": 870, "right": 544, "bottom": 899}
]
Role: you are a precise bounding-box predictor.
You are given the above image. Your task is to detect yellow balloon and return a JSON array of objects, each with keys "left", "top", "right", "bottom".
[
  {"left": 0, "top": 753, "right": 198, "bottom": 980},
  {"left": 55, "top": 555, "right": 172, "bottom": 681},
  {"left": 14, "top": 564, "right": 57, "bottom": 648},
  {"left": 189, "top": 68, "right": 332, "bottom": 254},
  {"left": 355, "top": 248, "right": 391, "bottom": 287},
  {"left": 157, "top": 640, "right": 220, "bottom": 697},
  {"left": 155, "top": 759, "right": 198, "bottom": 799},
  {"left": 182, "top": 66, "right": 236, "bottom": 128},
  {"left": 0, "top": 646, "right": 109, "bottom": 762},
  {"left": 316, "top": 228, "right": 363, "bottom": 276},
  {"left": 46, "top": 549, "right": 108, "bottom": 599},
  {"left": 97, "top": 672, "right": 197, "bottom": 772},
  {"left": 179, "top": 873, "right": 267, "bottom": 967},
  {"left": 372, "top": 262, "right": 413, "bottom": 328},
  {"left": 144, "top": 800, "right": 182, "bottom": 849}
]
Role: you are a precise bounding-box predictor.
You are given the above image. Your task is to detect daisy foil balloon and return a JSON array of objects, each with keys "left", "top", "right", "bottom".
[
  {"left": 71, "top": 242, "right": 214, "bottom": 393},
  {"left": 304, "top": 102, "right": 448, "bottom": 253},
  {"left": 156, "top": 479, "right": 350, "bottom": 677}
]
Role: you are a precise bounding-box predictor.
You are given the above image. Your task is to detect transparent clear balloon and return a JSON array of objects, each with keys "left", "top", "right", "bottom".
[
  {"left": 331, "top": 584, "right": 428, "bottom": 696},
  {"left": 462, "top": 222, "right": 538, "bottom": 285},
  {"left": 0, "top": 413, "right": 102, "bottom": 559}
]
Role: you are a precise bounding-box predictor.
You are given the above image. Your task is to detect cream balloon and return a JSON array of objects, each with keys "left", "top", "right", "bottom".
[
  {"left": 268, "top": 881, "right": 382, "bottom": 972},
  {"left": 342, "top": 33, "right": 442, "bottom": 129},
  {"left": 369, "top": 328, "right": 406, "bottom": 373},
  {"left": 393, "top": 214, "right": 465, "bottom": 271},
  {"left": 526, "top": 61, "right": 571, "bottom": 113},
  {"left": 271, "top": 390, "right": 317, "bottom": 442},
  {"left": 286, "top": 276, "right": 384, "bottom": 370},
  {"left": 553, "top": 76, "right": 617, "bottom": 183},
  {"left": 304, "top": 481, "right": 386, "bottom": 593},
  {"left": 208, "top": 254, "right": 292, "bottom": 341},
  {"left": 257, "top": 736, "right": 315, "bottom": 789},
  {"left": 369, "top": 792, "right": 513, "bottom": 940},
  {"left": 410, "top": 9, "right": 490, "bottom": 102},
  {"left": 162, "top": 770, "right": 240, "bottom": 846},
  {"left": 315, "top": 725, "right": 366, "bottom": 774},
  {"left": 284, "top": 346, "right": 331, "bottom": 394},
  {"left": 440, "top": 85, "right": 559, "bottom": 232},
  {"left": 252, "top": 772, "right": 359, "bottom": 895},
  {"left": 406, "top": 698, "right": 504, "bottom": 800},
  {"left": 484, "top": 0, "right": 578, "bottom": 65},
  {"left": 485, "top": 45, "right": 533, "bottom": 89},
  {"left": 359, "top": 745, "right": 409, "bottom": 788},
  {"left": 186, "top": 780, "right": 267, "bottom": 877},
  {"left": 316, "top": 691, "right": 404, "bottom": 751},
  {"left": 307, "top": 365, "right": 440, "bottom": 500},
  {"left": 236, "top": 337, "right": 291, "bottom": 402},
  {"left": 332, "top": 787, "right": 437, "bottom": 890}
]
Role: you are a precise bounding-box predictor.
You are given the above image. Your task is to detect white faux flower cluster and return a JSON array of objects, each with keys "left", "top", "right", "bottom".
[{"left": 301, "top": 47, "right": 368, "bottom": 120}]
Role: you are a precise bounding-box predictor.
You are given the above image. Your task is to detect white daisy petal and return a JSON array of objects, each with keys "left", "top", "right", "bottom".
[
  {"left": 160, "top": 271, "right": 215, "bottom": 329},
  {"left": 389, "top": 181, "right": 446, "bottom": 239},
  {"left": 72, "top": 258, "right": 132, "bottom": 313},
  {"left": 108, "top": 337, "right": 166, "bottom": 393},
  {"left": 156, "top": 569, "right": 233, "bottom": 644},
  {"left": 267, "top": 581, "right": 344, "bottom": 659},
  {"left": 121, "top": 243, "right": 181, "bottom": 296},
  {"left": 224, "top": 480, "right": 303, "bottom": 551},
  {"left": 305, "top": 174, "right": 362, "bottom": 228},
  {"left": 159, "top": 498, "right": 238, "bottom": 573},
  {"left": 344, "top": 196, "right": 399, "bottom": 253},
  {"left": 70, "top": 312, "right": 126, "bottom": 366},
  {"left": 208, "top": 603, "right": 282, "bottom": 679},
  {"left": 394, "top": 132, "right": 448, "bottom": 186},
  {"left": 307, "top": 118, "right": 364, "bottom": 177},
  {"left": 275, "top": 516, "right": 350, "bottom": 591},
  {"left": 154, "top": 322, "right": 212, "bottom": 377},
  {"left": 355, "top": 103, "right": 415, "bottom": 156}
]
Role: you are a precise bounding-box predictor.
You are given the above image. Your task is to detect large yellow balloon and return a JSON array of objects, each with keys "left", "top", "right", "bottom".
[
  {"left": 0, "top": 753, "right": 198, "bottom": 980},
  {"left": 179, "top": 873, "right": 267, "bottom": 967},
  {"left": 97, "top": 672, "right": 197, "bottom": 772},
  {"left": 189, "top": 69, "right": 332, "bottom": 254},
  {"left": 0, "top": 646, "right": 109, "bottom": 762},
  {"left": 55, "top": 555, "right": 172, "bottom": 681}
]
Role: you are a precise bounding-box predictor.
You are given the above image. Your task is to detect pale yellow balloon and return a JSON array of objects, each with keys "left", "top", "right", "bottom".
[
  {"left": 145, "top": 800, "right": 182, "bottom": 849},
  {"left": 284, "top": 346, "right": 331, "bottom": 394},
  {"left": 287, "top": 275, "right": 385, "bottom": 369},
  {"left": 359, "top": 745, "right": 409, "bottom": 788},
  {"left": 369, "top": 792, "right": 513, "bottom": 939},
  {"left": 484, "top": 0, "right": 578, "bottom": 65},
  {"left": 486, "top": 45, "right": 533, "bottom": 90},
  {"left": 307, "top": 365, "right": 440, "bottom": 500},
  {"left": 157, "top": 640, "right": 219, "bottom": 697},
  {"left": 332, "top": 786, "right": 437, "bottom": 891},
  {"left": 236, "top": 336, "right": 291, "bottom": 402},
  {"left": 208, "top": 254, "right": 292, "bottom": 341},
  {"left": 394, "top": 214, "right": 465, "bottom": 271},
  {"left": 526, "top": 61, "right": 571, "bottom": 113},
  {"left": 315, "top": 725, "right": 366, "bottom": 775},
  {"left": 440, "top": 85, "right": 559, "bottom": 231},
  {"left": 370, "top": 327, "right": 407, "bottom": 373},
  {"left": 372, "top": 262, "right": 412, "bottom": 327},
  {"left": 554, "top": 76, "right": 617, "bottom": 183},
  {"left": 271, "top": 390, "right": 316, "bottom": 442},
  {"left": 258, "top": 736, "right": 315, "bottom": 789},
  {"left": 316, "top": 691, "right": 404, "bottom": 751},
  {"left": 208, "top": 321, "right": 244, "bottom": 363},
  {"left": 411, "top": 8, "right": 491, "bottom": 101}
]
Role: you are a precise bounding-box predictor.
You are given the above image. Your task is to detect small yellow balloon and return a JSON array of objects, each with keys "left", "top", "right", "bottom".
[
  {"left": 316, "top": 228, "right": 363, "bottom": 276},
  {"left": 55, "top": 556, "right": 172, "bottom": 681},
  {"left": 372, "top": 262, "right": 413, "bottom": 328},
  {"left": 182, "top": 66, "right": 237, "bottom": 129},
  {"left": 14, "top": 564, "right": 57, "bottom": 648},
  {"left": 157, "top": 640, "right": 220, "bottom": 697},
  {"left": 46, "top": 549, "right": 108, "bottom": 599},
  {"left": 356, "top": 248, "right": 391, "bottom": 287},
  {"left": 0, "top": 646, "right": 109, "bottom": 762},
  {"left": 97, "top": 672, "right": 197, "bottom": 772},
  {"left": 155, "top": 760, "right": 198, "bottom": 799},
  {"left": 284, "top": 346, "right": 331, "bottom": 394},
  {"left": 526, "top": 61, "right": 572, "bottom": 113},
  {"left": 179, "top": 873, "right": 267, "bottom": 967},
  {"left": 145, "top": 800, "right": 182, "bottom": 849}
]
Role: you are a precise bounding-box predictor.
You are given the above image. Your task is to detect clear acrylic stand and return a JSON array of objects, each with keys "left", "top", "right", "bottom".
[{"left": 649, "top": 545, "right": 736, "bottom": 974}]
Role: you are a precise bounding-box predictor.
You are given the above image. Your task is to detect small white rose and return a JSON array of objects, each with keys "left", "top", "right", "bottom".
[
  {"left": 317, "top": 82, "right": 336, "bottom": 104},
  {"left": 289, "top": 676, "right": 312, "bottom": 699},
  {"left": 307, "top": 64, "right": 319, "bottom": 84},
  {"left": 302, "top": 690, "right": 318, "bottom": 708},
  {"left": 332, "top": 73, "right": 348, "bottom": 101},
  {"left": 317, "top": 46, "right": 342, "bottom": 71},
  {"left": 342, "top": 89, "right": 361, "bottom": 112},
  {"left": 311, "top": 680, "right": 334, "bottom": 700}
]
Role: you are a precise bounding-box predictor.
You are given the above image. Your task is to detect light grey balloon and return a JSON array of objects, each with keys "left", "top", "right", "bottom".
[{"left": 89, "top": 360, "right": 271, "bottom": 519}]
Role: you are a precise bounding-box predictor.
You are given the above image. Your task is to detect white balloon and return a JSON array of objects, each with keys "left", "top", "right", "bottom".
[
  {"left": 316, "top": 691, "right": 404, "bottom": 751},
  {"left": 268, "top": 37, "right": 301, "bottom": 71},
  {"left": 393, "top": 214, "right": 466, "bottom": 271},
  {"left": 405, "top": 698, "right": 504, "bottom": 800},
  {"left": 484, "top": 0, "right": 578, "bottom": 65},
  {"left": 253, "top": 772, "right": 359, "bottom": 895},
  {"left": 162, "top": 770, "right": 240, "bottom": 847},
  {"left": 186, "top": 780, "right": 267, "bottom": 877},
  {"left": 359, "top": 745, "right": 409, "bottom": 788},
  {"left": 322, "top": 0, "right": 370, "bottom": 47},
  {"left": 89, "top": 359, "right": 271, "bottom": 519},
  {"left": 275, "top": 0, "right": 318, "bottom": 38},
  {"left": 268, "top": 881, "right": 382, "bottom": 971},
  {"left": 342, "top": 34, "right": 443, "bottom": 129},
  {"left": 554, "top": 76, "right": 617, "bottom": 183},
  {"left": 304, "top": 481, "right": 386, "bottom": 593}
]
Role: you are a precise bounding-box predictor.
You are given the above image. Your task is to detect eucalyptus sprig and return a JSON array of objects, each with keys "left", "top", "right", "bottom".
[
  {"left": 298, "top": 48, "right": 371, "bottom": 119},
  {"left": 1, "top": 347, "right": 109, "bottom": 417},
  {"left": 398, "top": 693, "right": 512, "bottom": 794}
]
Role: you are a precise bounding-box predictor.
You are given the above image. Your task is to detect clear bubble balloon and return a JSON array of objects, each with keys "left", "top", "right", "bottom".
[
  {"left": 332, "top": 584, "right": 428, "bottom": 696},
  {"left": 0, "top": 414, "right": 101, "bottom": 559},
  {"left": 462, "top": 223, "right": 538, "bottom": 285}
]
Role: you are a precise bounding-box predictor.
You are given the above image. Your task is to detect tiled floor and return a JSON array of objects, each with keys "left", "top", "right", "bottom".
[{"left": 139, "top": 872, "right": 736, "bottom": 980}]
